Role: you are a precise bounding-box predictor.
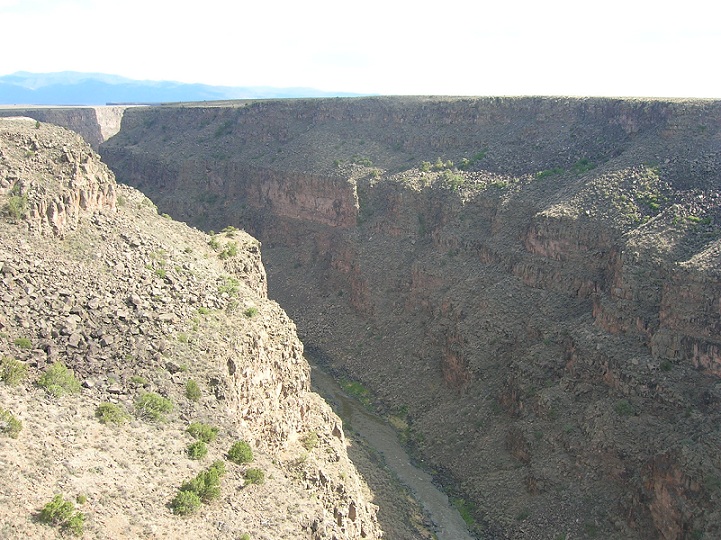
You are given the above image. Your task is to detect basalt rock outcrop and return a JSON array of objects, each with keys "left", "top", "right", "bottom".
[
  {"left": 100, "top": 96, "right": 721, "bottom": 539},
  {"left": 0, "top": 117, "right": 381, "bottom": 539},
  {"left": 0, "top": 106, "right": 126, "bottom": 149}
]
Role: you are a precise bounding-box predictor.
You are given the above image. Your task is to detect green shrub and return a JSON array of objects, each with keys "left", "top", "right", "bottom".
[
  {"left": 615, "top": 399, "right": 635, "bottom": 416},
  {"left": 76, "top": 494, "right": 87, "bottom": 505},
  {"left": 351, "top": 155, "right": 373, "bottom": 167},
  {"left": 536, "top": 167, "right": 564, "bottom": 179},
  {"left": 1, "top": 356, "right": 27, "bottom": 385},
  {"left": 95, "top": 402, "right": 129, "bottom": 425},
  {"left": 180, "top": 461, "right": 227, "bottom": 502},
  {"left": 130, "top": 375, "right": 148, "bottom": 386},
  {"left": 135, "top": 392, "right": 173, "bottom": 422},
  {"left": 243, "top": 307, "right": 258, "bottom": 318},
  {"left": 0, "top": 407, "right": 22, "bottom": 438},
  {"left": 37, "top": 362, "right": 81, "bottom": 397},
  {"left": 39, "top": 495, "right": 85, "bottom": 536},
  {"left": 187, "top": 422, "right": 219, "bottom": 443},
  {"left": 228, "top": 441, "right": 253, "bottom": 464},
  {"left": 219, "top": 242, "right": 238, "bottom": 260},
  {"left": 572, "top": 158, "right": 595, "bottom": 174},
  {"left": 5, "top": 195, "right": 28, "bottom": 221},
  {"left": 218, "top": 276, "right": 239, "bottom": 296},
  {"left": 171, "top": 461, "right": 227, "bottom": 515},
  {"left": 341, "top": 379, "right": 372, "bottom": 407},
  {"left": 244, "top": 468, "right": 265, "bottom": 485},
  {"left": 170, "top": 490, "right": 201, "bottom": 515},
  {"left": 302, "top": 432, "right": 319, "bottom": 451},
  {"left": 441, "top": 170, "right": 465, "bottom": 190},
  {"left": 185, "top": 380, "right": 201, "bottom": 402},
  {"left": 188, "top": 441, "right": 208, "bottom": 460},
  {"left": 459, "top": 150, "right": 487, "bottom": 170},
  {"left": 209, "top": 459, "right": 226, "bottom": 476},
  {"left": 451, "top": 497, "right": 476, "bottom": 528},
  {"left": 432, "top": 157, "right": 454, "bottom": 171},
  {"left": 13, "top": 337, "right": 32, "bottom": 349}
]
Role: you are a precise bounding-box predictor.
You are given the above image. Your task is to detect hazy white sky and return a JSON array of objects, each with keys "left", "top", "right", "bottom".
[{"left": 2, "top": 0, "right": 719, "bottom": 97}]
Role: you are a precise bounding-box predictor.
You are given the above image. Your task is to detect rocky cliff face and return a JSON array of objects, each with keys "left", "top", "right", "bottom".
[
  {"left": 0, "top": 106, "right": 126, "bottom": 149},
  {"left": 101, "top": 96, "right": 721, "bottom": 539},
  {"left": 0, "top": 117, "right": 381, "bottom": 539}
]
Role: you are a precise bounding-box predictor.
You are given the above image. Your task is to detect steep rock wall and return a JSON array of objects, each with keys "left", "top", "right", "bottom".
[
  {"left": 101, "top": 97, "right": 721, "bottom": 540},
  {"left": 0, "top": 106, "right": 126, "bottom": 148}
]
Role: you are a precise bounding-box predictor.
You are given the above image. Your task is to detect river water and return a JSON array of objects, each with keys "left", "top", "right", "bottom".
[{"left": 309, "top": 362, "right": 476, "bottom": 540}]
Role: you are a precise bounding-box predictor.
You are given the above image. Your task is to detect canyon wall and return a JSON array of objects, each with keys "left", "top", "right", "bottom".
[
  {"left": 0, "top": 106, "right": 126, "bottom": 148},
  {"left": 101, "top": 97, "right": 721, "bottom": 539},
  {"left": 0, "top": 117, "right": 381, "bottom": 539}
]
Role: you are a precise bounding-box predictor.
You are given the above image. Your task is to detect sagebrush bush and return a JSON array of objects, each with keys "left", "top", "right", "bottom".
[
  {"left": 178, "top": 460, "right": 227, "bottom": 503},
  {"left": 210, "top": 459, "right": 226, "bottom": 476},
  {"left": 95, "top": 402, "right": 129, "bottom": 425},
  {"left": 185, "top": 379, "right": 201, "bottom": 402},
  {"left": 135, "top": 392, "right": 173, "bottom": 421},
  {"left": 13, "top": 337, "right": 32, "bottom": 349},
  {"left": 187, "top": 422, "right": 219, "bottom": 443},
  {"left": 188, "top": 441, "right": 208, "bottom": 460},
  {"left": 0, "top": 407, "right": 22, "bottom": 438},
  {"left": 37, "top": 362, "right": 81, "bottom": 397},
  {"left": 244, "top": 468, "right": 265, "bottom": 485},
  {"left": 39, "top": 494, "right": 85, "bottom": 536},
  {"left": 228, "top": 441, "right": 253, "bottom": 464},
  {"left": 615, "top": 399, "right": 635, "bottom": 417},
  {"left": 302, "top": 432, "right": 319, "bottom": 451},
  {"left": 170, "top": 490, "right": 201, "bottom": 515},
  {"left": 0, "top": 356, "right": 27, "bottom": 385}
]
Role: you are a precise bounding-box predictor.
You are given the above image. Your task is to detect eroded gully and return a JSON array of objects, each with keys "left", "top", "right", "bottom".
[{"left": 309, "top": 362, "right": 476, "bottom": 540}]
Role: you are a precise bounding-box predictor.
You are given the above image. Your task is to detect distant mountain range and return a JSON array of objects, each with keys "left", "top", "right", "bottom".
[{"left": 0, "top": 71, "right": 365, "bottom": 105}]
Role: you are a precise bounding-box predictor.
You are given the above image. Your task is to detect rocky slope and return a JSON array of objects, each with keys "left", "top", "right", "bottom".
[
  {"left": 0, "top": 117, "right": 381, "bottom": 539},
  {"left": 99, "top": 96, "right": 721, "bottom": 540}
]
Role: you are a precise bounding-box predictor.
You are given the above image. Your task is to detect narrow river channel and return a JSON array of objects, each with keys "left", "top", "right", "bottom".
[{"left": 309, "top": 362, "right": 476, "bottom": 540}]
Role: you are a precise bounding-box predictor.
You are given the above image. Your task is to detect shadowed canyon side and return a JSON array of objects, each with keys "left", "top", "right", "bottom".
[
  {"left": 100, "top": 97, "right": 721, "bottom": 539},
  {"left": 0, "top": 118, "right": 381, "bottom": 539}
]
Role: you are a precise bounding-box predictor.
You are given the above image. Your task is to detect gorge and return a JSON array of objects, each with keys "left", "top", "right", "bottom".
[{"left": 6, "top": 96, "right": 721, "bottom": 539}]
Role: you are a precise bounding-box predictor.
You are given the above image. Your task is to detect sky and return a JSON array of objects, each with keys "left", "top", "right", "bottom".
[{"left": 1, "top": 0, "right": 720, "bottom": 98}]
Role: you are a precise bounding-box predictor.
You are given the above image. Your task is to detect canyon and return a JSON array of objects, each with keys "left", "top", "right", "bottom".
[{"left": 6, "top": 96, "right": 721, "bottom": 539}]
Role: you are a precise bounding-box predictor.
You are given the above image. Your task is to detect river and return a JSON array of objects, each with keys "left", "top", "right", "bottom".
[{"left": 309, "top": 362, "right": 476, "bottom": 540}]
